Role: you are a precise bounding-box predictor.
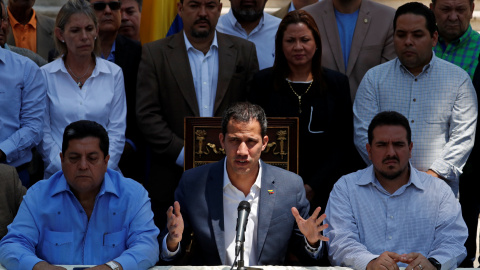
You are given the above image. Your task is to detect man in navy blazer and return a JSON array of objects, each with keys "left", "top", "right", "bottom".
[{"left": 161, "top": 102, "right": 329, "bottom": 266}]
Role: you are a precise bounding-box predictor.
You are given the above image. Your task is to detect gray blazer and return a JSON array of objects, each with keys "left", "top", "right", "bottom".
[
  {"left": 303, "top": 0, "right": 396, "bottom": 101},
  {"left": 165, "top": 159, "right": 317, "bottom": 265},
  {"left": 0, "top": 164, "right": 26, "bottom": 240}
]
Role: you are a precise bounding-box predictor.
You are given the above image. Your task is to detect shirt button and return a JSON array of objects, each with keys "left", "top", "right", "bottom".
[
  {"left": 390, "top": 215, "right": 394, "bottom": 219},
  {"left": 411, "top": 120, "right": 414, "bottom": 123},
  {"left": 80, "top": 102, "right": 83, "bottom": 105},
  {"left": 203, "top": 82, "right": 207, "bottom": 85},
  {"left": 388, "top": 236, "right": 392, "bottom": 240},
  {"left": 414, "top": 78, "right": 418, "bottom": 82},
  {"left": 413, "top": 98, "right": 416, "bottom": 102},
  {"left": 204, "top": 106, "right": 208, "bottom": 109}
]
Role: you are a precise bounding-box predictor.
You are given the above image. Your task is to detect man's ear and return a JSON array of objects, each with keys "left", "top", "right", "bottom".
[
  {"left": 262, "top": 135, "right": 269, "bottom": 151},
  {"left": 219, "top": 133, "right": 225, "bottom": 149},
  {"left": 60, "top": 152, "right": 64, "bottom": 163},
  {"left": 366, "top": 143, "right": 372, "bottom": 161}
]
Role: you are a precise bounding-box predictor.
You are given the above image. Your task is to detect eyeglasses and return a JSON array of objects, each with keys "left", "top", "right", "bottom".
[{"left": 91, "top": 1, "right": 121, "bottom": 11}]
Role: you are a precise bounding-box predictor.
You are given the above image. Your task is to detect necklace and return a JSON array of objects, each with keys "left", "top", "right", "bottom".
[
  {"left": 287, "top": 80, "right": 313, "bottom": 113},
  {"left": 65, "top": 61, "right": 92, "bottom": 88}
]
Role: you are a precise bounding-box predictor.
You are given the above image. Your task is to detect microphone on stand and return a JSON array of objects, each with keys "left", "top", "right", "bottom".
[{"left": 235, "top": 201, "right": 251, "bottom": 256}]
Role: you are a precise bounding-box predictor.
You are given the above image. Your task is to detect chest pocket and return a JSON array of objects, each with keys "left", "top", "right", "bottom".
[
  {"left": 41, "top": 230, "right": 74, "bottom": 264},
  {"left": 103, "top": 228, "right": 127, "bottom": 257}
]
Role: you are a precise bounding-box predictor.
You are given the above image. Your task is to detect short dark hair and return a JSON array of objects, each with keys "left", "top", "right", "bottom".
[
  {"left": 62, "top": 120, "right": 109, "bottom": 157},
  {"left": 221, "top": 102, "right": 267, "bottom": 137},
  {"left": 135, "top": 0, "right": 142, "bottom": 11},
  {"left": 394, "top": 2, "right": 437, "bottom": 37},
  {"left": 368, "top": 111, "right": 412, "bottom": 145}
]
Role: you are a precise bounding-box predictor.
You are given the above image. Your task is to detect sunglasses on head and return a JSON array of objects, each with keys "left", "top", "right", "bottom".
[{"left": 91, "top": 1, "right": 121, "bottom": 11}]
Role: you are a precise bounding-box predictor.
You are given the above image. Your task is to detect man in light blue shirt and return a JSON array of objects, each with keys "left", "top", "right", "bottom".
[
  {"left": 326, "top": 111, "right": 467, "bottom": 270},
  {"left": 353, "top": 2, "right": 477, "bottom": 196},
  {"left": 217, "top": 0, "right": 280, "bottom": 69},
  {"left": 273, "top": 0, "right": 320, "bottom": 19},
  {"left": 0, "top": 40, "right": 46, "bottom": 187},
  {"left": 0, "top": 120, "right": 159, "bottom": 270}
]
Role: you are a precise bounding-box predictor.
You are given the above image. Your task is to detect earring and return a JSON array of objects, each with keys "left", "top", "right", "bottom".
[
  {"left": 94, "top": 36, "right": 97, "bottom": 40},
  {"left": 61, "top": 40, "right": 65, "bottom": 43}
]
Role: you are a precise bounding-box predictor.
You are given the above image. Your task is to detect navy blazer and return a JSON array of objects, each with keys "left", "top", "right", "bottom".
[{"left": 165, "top": 159, "right": 318, "bottom": 265}]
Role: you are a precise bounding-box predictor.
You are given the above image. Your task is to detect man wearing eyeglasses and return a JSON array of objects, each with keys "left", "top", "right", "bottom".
[
  {"left": 6, "top": 0, "right": 54, "bottom": 61},
  {"left": 88, "top": 0, "right": 145, "bottom": 184}
]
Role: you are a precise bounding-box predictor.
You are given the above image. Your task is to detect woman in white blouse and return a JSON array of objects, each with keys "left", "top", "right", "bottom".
[{"left": 39, "top": 0, "right": 126, "bottom": 178}]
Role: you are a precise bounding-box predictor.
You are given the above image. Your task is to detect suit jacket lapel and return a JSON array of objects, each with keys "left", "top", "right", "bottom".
[
  {"left": 345, "top": 1, "right": 372, "bottom": 76},
  {"left": 215, "top": 32, "right": 236, "bottom": 115},
  {"left": 256, "top": 161, "right": 276, "bottom": 262},
  {"left": 166, "top": 33, "right": 200, "bottom": 116},
  {"left": 206, "top": 160, "right": 226, "bottom": 265},
  {"left": 322, "top": 0, "right": 345, "bottom": 73}
]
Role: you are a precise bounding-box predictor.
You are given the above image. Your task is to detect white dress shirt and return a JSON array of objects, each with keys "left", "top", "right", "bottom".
[
  {"left": 39, "top": 57, "right": 126, "bottom": 178},
  {"left": 223, "top": 160, "right": 261, "bottom": 266}
]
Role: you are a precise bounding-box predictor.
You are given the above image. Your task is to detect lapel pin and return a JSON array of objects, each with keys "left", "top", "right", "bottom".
[
  {"left": 364, "top": 18, "right": 368, "bottom": 24},
  {"left": 268, "top": 190, "right": 274, "bottom": 194}
]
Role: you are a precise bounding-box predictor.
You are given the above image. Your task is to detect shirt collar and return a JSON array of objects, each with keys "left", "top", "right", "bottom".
[
  {"left": 8, "top": 8, "right": 37, "bottom": 29},
  {"left": 183, "top": 30, "right": 218, "bottom": 53},
  {"left": 0, "top": 46, "right": 6, "bottom": 64},
  {"left": 49, "top": 169, "right": 120, "bottom": 198},
  {"left": 225, "top": 8, "right": 265, "bottom": 34},
  {"left": 222, "top": 158, "right": 262, "bottom": 190},
  {"left": 357, "top": 162, "right": 425, "bottom": 192},
  {"left": 438, "top": 24, "right": 473, "bottom": 47},
  {"left": 49, "top": 56, "right": 111, "bottom": 76},
  {"left": 397, "top": 53, "right": 436, "bottom": 77}
]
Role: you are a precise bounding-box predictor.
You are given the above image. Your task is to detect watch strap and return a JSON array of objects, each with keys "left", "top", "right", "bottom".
[
  {"left": 105, "top": 261, "right": 120, "bottom": 270},
  {"left": 428, "top": 257, "right": 441, "bottom": 270}
]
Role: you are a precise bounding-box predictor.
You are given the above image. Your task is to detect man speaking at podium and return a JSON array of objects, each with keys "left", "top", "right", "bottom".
[{"left": 160, "top": 102, "right": 329, "bottom": 266}]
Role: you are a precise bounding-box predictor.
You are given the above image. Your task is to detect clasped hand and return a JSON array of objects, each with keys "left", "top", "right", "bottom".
[{"left": 367, "top": 251, "right": 436, "bottom": 270}]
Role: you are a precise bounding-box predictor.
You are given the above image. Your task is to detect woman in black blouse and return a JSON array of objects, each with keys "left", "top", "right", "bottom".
[{"left": 249, "top": 10, "right": 364, "bottom": 212}]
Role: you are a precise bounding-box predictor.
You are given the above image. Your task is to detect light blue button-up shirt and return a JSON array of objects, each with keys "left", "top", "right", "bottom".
[
  {"left": 217, "top": 10, "right": 280, "bottom": 70},
  {"left": 0, "top": 169, "right": 160, "bottom": 270},
  {"left": 325, "top": 165, "right": 467, "bottom": 270},
  {"left": 353, "top": 55, "right": 478, "bottom": 195},
  {"left": 176, "top": 32, "right": 220, "bottom": 166},
  {"left": 0, "top": 47, "right": 46, "bottom": 167}
]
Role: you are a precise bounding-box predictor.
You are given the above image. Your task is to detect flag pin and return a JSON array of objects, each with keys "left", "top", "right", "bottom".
[{"left": 268, "top": 190, "right": 274, "bottom": 194}]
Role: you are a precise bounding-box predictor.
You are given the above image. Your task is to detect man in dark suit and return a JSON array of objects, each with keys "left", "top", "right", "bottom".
[
  {"left": 0, "top": 164, "right": 26, "bottom": 240},
  {"left": 136, "top": 0, "right": 259, "bottom": 230},
  {"left": 162, "top": 102, "right": 328, "bottom": 265},
  {"left": 6, "top": 0, "right": 54, "bottom": 61}
]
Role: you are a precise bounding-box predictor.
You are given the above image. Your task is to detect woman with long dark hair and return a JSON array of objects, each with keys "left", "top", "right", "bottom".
[{"left": 249, "top": 9, "right": 363, "bottom": 211}]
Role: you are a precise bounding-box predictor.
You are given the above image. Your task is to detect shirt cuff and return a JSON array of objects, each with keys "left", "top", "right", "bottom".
[
  {"left": 429, "top": 159, "right": 458, "bottom": 181},
  {"left": 175, "top": 148, "right": 184, "bottom": 167},
  {"left": 161, "top": 233, "right": 181, "bottom": 261},
  {"left": 304, "top": 236, "right": 322, "bottom": 258}
]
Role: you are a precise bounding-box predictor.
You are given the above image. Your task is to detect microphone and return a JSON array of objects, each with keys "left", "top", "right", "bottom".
[{"left": 235, "top": 201, "right": 251, "bottom": 256}]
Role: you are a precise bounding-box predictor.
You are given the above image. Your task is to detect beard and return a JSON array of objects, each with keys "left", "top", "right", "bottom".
[
  {"left": 190, "top": 18, "right": 212, "bottom": 39},
  {"left": 231, "top": 7, "right": 263, "bottom": 23},
  {"left": 377, "top": 157, "right": 409, "bottom": 181}
]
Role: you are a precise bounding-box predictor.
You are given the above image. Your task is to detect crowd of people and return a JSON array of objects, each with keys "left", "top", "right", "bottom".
[{"left": 0, "top": 0, "right": 478, "bottom": 269}]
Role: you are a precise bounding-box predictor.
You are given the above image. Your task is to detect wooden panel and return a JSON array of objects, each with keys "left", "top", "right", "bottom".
[{"left": 184, "top": 117, "right": 299, "bottom": 173}]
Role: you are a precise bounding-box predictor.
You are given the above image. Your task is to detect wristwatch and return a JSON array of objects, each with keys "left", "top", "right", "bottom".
[
  {"left": 105, "top": 261, "right": 120, "bottom": 270},
  {"left": 428, "top": 257, "right": 441, "bottom": 270}
]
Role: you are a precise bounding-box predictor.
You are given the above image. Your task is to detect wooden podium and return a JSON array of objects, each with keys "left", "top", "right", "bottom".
[{"left": 184, "top": 117, "right": 299, "bottom": 173}]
